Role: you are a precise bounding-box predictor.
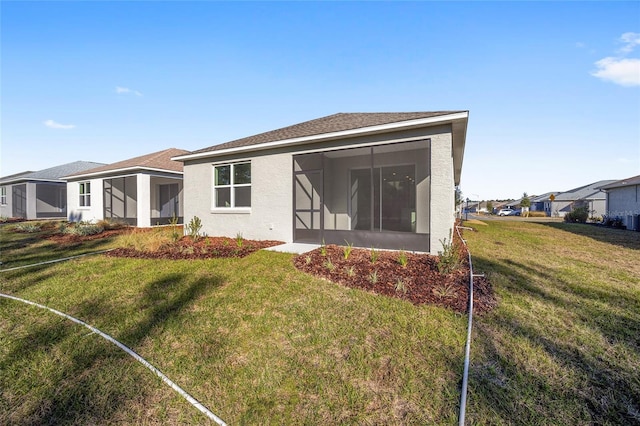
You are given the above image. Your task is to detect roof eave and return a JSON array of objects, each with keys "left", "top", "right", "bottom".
[
  {"left": 173, "top": 111, "right": 470, "bottom": 162},
  {"left": 62, "top": 166, "right": 183, "bottom": 180}
]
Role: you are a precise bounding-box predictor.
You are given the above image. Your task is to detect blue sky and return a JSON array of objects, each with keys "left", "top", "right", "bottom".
[{"left": 2, "top": 1, "right": 639, "bottom": 200}]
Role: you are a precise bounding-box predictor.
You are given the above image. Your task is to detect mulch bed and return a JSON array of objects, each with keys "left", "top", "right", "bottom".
[
  {"left": 293, "top": 242, "right": 496, "bottom": 315},
  {"left": 46, "top": 229, "right": 130, "bottom": 245},
  {"left": 105, "top": 236, "right": 284, "bottom": 260}
]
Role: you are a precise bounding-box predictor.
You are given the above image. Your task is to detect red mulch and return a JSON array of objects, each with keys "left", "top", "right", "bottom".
[
  {"left": 105, "top": 236, "right": 284, "bottom": 260},
  {"left": 293, "top": 240, "right": 496, "bottom": 315}
]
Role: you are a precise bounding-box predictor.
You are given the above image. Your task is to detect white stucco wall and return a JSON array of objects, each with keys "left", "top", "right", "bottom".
[
  {"left": 0, "top": 185, "right": 13, "bottom": 218},
  {"left": 429, "top": 131, "right": 455, "bottom": 254},
  {"left": 66, "top": 178, "right": 104, "bottom": 223},
  {"left": 607, "top": 185, "right": 640, "bottom": 229},
  {"left": 183, "top": 153, "right": 293, "bottom": 242}
]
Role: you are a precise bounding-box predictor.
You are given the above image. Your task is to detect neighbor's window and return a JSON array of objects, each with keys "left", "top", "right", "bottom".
[
  {"left": 213, "top": 162, "right": 251, "bottom": 208},
  {"left": 0, "top": 186, "right": 6, "bottom": 205},
  {"left": 79, "top": 182, "right": 91, "bottom": 207}
]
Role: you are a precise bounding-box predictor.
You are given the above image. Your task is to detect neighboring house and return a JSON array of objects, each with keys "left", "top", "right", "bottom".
[
  {"left": 602, "top": 175, "right": 640, "bottom": 231},
  {"left": 64, "top": 148, "right": 188, "bottom": 226},
  {"left": 0, "top": 162, "right": 104, "bottom": 220},
  {"left": 530, "top": 192, "right": 559, "bottom": 216},
  {"left": 174, "top": 111, "right": 469, "bottom": 254},
  {"left": 550, "top": 180, "right": 617, "bottom": 218}
]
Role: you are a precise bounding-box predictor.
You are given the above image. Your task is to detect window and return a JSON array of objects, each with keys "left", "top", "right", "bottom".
[
  {"left": 213, "top": 162, "right": 251, "bottom": 208},
  {"left": 79, "top": 181, "right": 91, "bottom": 207},
  {"left": 0, "top": 186, "right": 6, "bottom": 205}
]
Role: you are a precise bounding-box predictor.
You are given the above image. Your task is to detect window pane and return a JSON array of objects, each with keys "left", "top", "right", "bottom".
[
  {"left": 234, "top": 163, "right": 251, "bottom": 184},
  {"left": 86, "top": 182, "right": 90, "bottom": 194},
  {"left": 79, "top": 183, "right": 85, "bottom": 194},
  {"left": 235, "top": 186, "right": 251, "bottom": 207},
  {"left": 86, "top": 195, "right": 91, "bottom": 207},
  {"left": 216, "top": 187, "right": 231, "bottom": 207},
  {"left": 215, "top": 165, "right": 230, "bottom": 185}
]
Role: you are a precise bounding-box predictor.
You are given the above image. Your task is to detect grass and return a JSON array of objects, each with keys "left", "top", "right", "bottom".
[
  {"left": 0, "top": 224, "right": 466, "bottom": 424},
  {"left": 463, "top": 220, "right": 640, "bottom": 424},
  {"left": 2, "top": 220, "right": 638, "bottom": 424}
]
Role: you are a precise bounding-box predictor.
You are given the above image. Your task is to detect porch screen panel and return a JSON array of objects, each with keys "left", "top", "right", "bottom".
[
  {"left": 125, "top": 176, "right": 137, "bottom": 218},
  {"left": 12, "top": 184, "right": 27, "bottom": 218}
]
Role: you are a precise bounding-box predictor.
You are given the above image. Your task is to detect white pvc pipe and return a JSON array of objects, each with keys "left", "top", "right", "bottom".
[
  {"left": 456, "top": 225, "right": 475, "bottom": 426},
  {"left": 0, "top": 293, "right": 227, "bottom": 426},
  {"left": 0, "top": 249, "right": 115, "bottom": 272}
]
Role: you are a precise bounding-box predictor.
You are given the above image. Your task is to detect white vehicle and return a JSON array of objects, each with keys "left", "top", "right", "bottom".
[{"left": 497, "top": 208, "right": 514, "bottom": 216}]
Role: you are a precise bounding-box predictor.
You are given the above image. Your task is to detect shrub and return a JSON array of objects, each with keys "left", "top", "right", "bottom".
[
  {"left": 186, "top": 216, "right": 203, "bottom": 240},
  {"left": 397, "top": 250, "right": 408, "bottom": 268},
  {"left": 564, "top": 207, "right": 589, "bottom": 223},
  {"left": 96, "top": 219, "right": 128, "bottom": 230},
  {"left": 343, "top": 240, "right": 353, "bottom": 260},
  {"left": 14, "top": 223, "right": 41, "bottom": 233},
  {"left": 527, "top": 211, "right": 548, "bottom": 218},
  {"left": 437, "top": 232, "right": 461, "bottom": 274},
  {"left": 64, "top": 221, "right": 104, "bottom": 236}
]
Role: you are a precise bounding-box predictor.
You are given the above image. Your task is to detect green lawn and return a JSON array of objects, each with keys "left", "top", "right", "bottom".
[{"left": 1, "top": 221, "right": 638, "bottom": 424}]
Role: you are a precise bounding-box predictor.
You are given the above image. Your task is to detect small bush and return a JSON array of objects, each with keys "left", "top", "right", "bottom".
[
  {"left": 564, "top": 207, "right": 589, "bottom": 223},
  {"left": 397, "top": 250, "right": 408, "bottom": 268},
  {"left": 437, "top": 232, "right": 461, "bottom": 274},
  {"left": 236, "top": 232, "right": 244, "bottom": 248},
  {"left": 370, "top": 247, "right": 379, "bottom": 263},
  {"left": 96, "top": 219, "right": 128, "bottom": 230},
  {"left": 64, "top": 221, "right": 104, "bottom": 236},
  {"left": 14, "top": 223, "right": 41, "bottom": 233},
  {"left": 343, "top": 240, "right": 353, "bottom": 260},
  {"left": 186, "top": 216, "right": 203, "bottom": 240}
]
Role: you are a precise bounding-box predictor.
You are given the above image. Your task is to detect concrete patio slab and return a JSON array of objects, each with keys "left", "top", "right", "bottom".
[{"left": 263, "top": 243, "right": 320, "bottom": 254}]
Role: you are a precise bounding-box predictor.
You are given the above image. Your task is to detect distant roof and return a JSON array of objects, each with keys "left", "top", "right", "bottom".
[
  {"left": 531, "top": 192, "right": 559, "bottom": 202},
  {"left": 554, "top": 180, "right": 618, "bottom": 201},
  {"left": 0, "top": 162, "right": 105, "bottom": 185},
  {"left": 64, "top": 148, "right": 189, "bottom": 179},
  {"left": 180, "top": 111, "right": 467, "bottom": 157},
  {"left": 600, "top": 175, "right": 640, "bottom": 190}
]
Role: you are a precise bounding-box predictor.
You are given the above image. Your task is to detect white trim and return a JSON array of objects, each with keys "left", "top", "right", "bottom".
[
  {"left": 62, "top": 167, "right": 183, "bottom": 180},
  {"left": 173, "top": 112, "right": 468, "bottom": 162},
  {"left": 210, "top": 208, "right": 251, "bottom": 214}
]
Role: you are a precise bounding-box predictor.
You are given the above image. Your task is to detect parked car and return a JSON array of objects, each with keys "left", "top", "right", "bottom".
[{"left": 498, "top": 208, "right": 514, "bottom": 216}]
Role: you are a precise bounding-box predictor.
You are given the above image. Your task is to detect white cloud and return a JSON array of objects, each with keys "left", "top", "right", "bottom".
[
  {"left": 619, "top": 32, "right": 640, "bottom": 54},
  {"left": 43, "top": 119, "right": 75, "bottom": 129},
  {"left": 116, "top": 86, "right": 143, "bottom": 96},
  {"left": 591, "top": 57, "right": 640, "bottom": 86},
  {"left": 591, "top": 32, "right": 640, "bottom": 87}
]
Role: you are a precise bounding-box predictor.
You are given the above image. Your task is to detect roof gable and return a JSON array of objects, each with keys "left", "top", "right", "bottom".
[
  {"left": 600, "top": 174, "right": 640, "bottom": 190},
  {"left": 186, "top": 111, "right": 466, "bottom": 156},
  {"left": 65, "top": 148, "right": 189, "bottom": 179},
  {"left": 0, "top": 162, "right": 105, "bottom": 184},
  {"left": 554, "top": 180, "right": 618, "bottom": 201}
]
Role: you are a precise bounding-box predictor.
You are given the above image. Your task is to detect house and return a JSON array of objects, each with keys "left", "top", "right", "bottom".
[
  {"left": 174, "top": 111, "right": 468, "bottom": 254},
  {"left": 602, "top": 175, "right": 640, "bottom": 231},
  {"left": 64, "top": 148, "right": 188, "bottom": 226},
  {"left": 530, "top": 192, "right": 559, "bottom": 216},
  {"left": 0, "top": 161, "right": 104, "bottom": 220},
  {"left": 550, "top": 180, "right": 617, "bottom": 218}
]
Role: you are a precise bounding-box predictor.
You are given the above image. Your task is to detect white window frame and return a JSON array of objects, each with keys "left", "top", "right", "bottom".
[
  {"left": 79, "top": 181, "right": 91, "bottom": 207},
  {"left": 212, "top": 162, "right": 251, "bottom": 212},
  {"left": 0, "top": 186, "right": 6, "bottom": 205}
]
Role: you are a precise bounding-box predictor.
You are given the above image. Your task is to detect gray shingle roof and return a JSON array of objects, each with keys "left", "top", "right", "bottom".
[
  {"left": 0, "top": 161, "right": 105, "bottom": 184},
  {"left": 188, "top": 111, "right": 466, "bottom": 156},
  {"left": 600, "top": 174, "right": 640, "bottom": 190},
  {"left": 554, "top": 180, "right": 618, "bottom": 201},
  {"left": 65, "top": 148, "right": 189, "bottom": 179}
]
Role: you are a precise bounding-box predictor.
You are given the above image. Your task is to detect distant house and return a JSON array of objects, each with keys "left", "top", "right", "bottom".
[
  {"left": 64, "top": 148, "right": 188, "bottom": 226},
  {"left": 602, "top": 175, "right": 640, "bottom": 231},
  {"left": 550, "top": 180, "right": 617, "bottom": 218},
  {"left": 0, "top": 161, "right": 104, "bottom": 220},
  {"left": 174, "top": 111, "right": 469, "bottom": 254},
  {"left": 530, "top": 192, "right": 559, "bottom": 216}
]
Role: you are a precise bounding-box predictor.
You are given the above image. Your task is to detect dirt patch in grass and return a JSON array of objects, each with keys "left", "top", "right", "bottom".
[
  {"left": 293, "top": 244, "right": 496, "bottom": 314},
  {"left": 106, "top": 236, "right": 284, "bottom": 260},
  {"left": 46, "top": 229, "right": 131, "bottom": 245}
]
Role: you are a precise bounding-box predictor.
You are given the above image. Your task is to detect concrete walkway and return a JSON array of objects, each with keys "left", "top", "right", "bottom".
[{"left": 263, "top": 243, "right": 320, "bottom": 254}]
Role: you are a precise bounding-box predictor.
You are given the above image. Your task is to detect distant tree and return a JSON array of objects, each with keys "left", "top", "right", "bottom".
[
  {"left": 486, "top": 201, "right": 493, "bottom": 214},
  {"left": 521, "top": 192, "right": 531, "bottom": 217},
  {"left": 455, "top": 186, "right": 463, "bottom": 207}
]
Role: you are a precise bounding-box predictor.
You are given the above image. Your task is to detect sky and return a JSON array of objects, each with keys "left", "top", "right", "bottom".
[{"left": 1, "top": 1, "right": 639, "bottom": 200}]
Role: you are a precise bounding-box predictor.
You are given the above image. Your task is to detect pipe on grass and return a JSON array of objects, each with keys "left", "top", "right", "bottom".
[
  {"left": 455, "top": 225, "right": 475, "bottom": 426},
  {"left": 0, "top": 294, "right": 227, "bottom": 425},
  {"left": 0, "top": 249, "right": 115, "bottom": 272}
]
